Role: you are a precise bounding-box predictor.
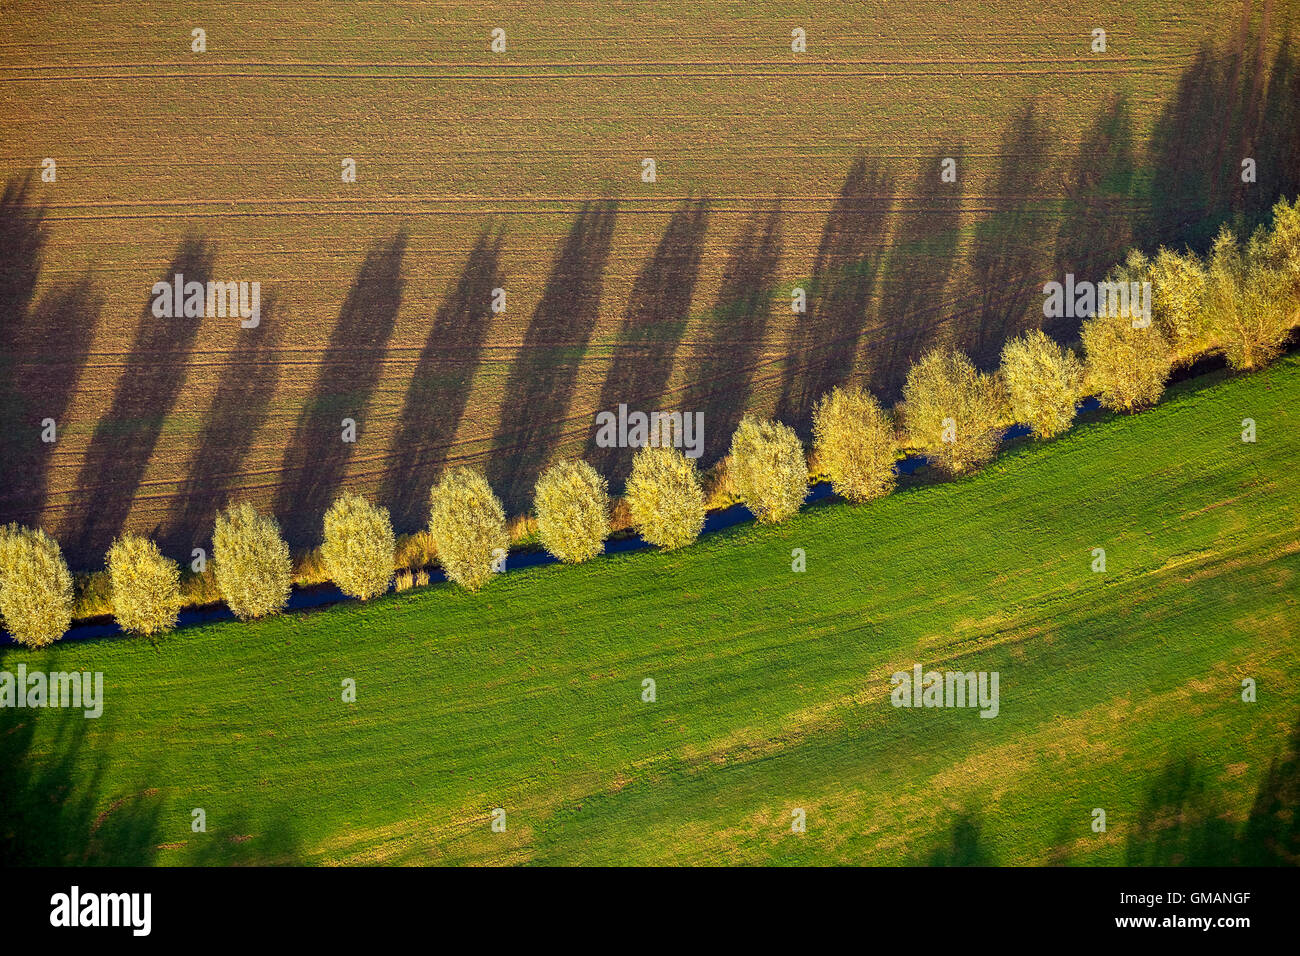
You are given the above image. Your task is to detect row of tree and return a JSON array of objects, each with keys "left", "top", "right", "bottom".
[{"left": 1, "top": 199, "right": 1297, "bottom": 647}]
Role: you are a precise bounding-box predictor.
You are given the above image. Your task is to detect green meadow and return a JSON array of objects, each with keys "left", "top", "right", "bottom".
[{"left": 3, "top": 356, "right": 1298, "bottom": 866}]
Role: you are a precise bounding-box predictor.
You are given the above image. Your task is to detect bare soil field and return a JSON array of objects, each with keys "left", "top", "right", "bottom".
[{"left": 1, "top": 0, "right": 1297, "bottom": 565}]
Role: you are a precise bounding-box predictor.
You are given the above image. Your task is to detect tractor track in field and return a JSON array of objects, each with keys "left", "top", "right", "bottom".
[{"left": 0, "top": 67, "right": 1183, "bottom": 82}]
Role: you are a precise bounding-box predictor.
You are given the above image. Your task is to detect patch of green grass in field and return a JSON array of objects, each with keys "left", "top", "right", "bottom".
[{"left": 3, "top": 357, "right": 1298, "bottom": 865}]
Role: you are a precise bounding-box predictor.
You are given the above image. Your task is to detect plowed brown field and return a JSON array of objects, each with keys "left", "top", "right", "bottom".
[{"left": 1, "top": 0, "right": 1296, "bottom": 565}]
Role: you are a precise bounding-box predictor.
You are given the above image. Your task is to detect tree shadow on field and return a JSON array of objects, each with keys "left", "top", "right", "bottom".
[
  {"left": 0, "top": 660, "right": 163, "bottom": 866},
  {"left": 64, "top": 238, "right": 215, "bottom": 568},
  {"left": 1125, "top": 713, "right": 1300, "bottom": 866},
  {"left": 1253, "top": 33, "right": 1300, "bottom": 221},
  {"left": 0, "top": 174, "right": 46, "bottom": 365},
  {"left": 186, "top": 807, "right": 303, "bottom": 865},
  {"left": 585, "top": 198, "right": 709, "bottom": 487},
  {"left": 1144, "top": 6, "right": 1299, "bottom": 253},
  {"left": 1047, "top": 94, "right": 1136, "bottom": 342},
  {"left": 381, "top": 228, "right": 503, "bottom": 533},
  {"left": 914, "top": 810, "right": 996, "bottom": 866},
  {"left": 0, "top": 176, "right": 99, "bottom": 531},
  {"left": 870, "top": 149, "right": 965, "bottom": 401},
  {"left": 0, "top": 175, "right": 48, "bottom": 517},
  {"left": 0, "top": 662, "right": 306, "bottom": 865},
  {"left": 160, "top": 294, "right": 284, "bottom": 556},
  {"left": 487, "top": 201, "right": 617, "bottom": 512},
  {"left": 680, "top": 204, "right": 784, "bottom": 464},
  {"left": 776, "top": 158, "right": 894, "bottom": 433},
  {"left": 0, "top": 279, "right": 101, "bottom": 525},
  {"left": 273, "top": 233, "right": 406, "bottom": 547},
  {"left": 965, "top": 101, "right": 1054, "bottom": 369},
  {"left": 1123, "top": 756, "right": 1241, "bottom": 866}
]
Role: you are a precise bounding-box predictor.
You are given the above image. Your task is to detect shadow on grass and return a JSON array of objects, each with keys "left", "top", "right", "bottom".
[
  {"left": 1124, "top": 713, "right": 1300, "bottom": 866},
  {"left": 914, "top": 810, "right": 998, "bottom": 866},
  {"left": 0, "top": 654, "right": 305, "bottom": 865},
  {"left": 0, "top": 656, "right": 162, "bottom": 865},
  {"left": 913, "top": 710, "right": 1300, "bottom": 867}
]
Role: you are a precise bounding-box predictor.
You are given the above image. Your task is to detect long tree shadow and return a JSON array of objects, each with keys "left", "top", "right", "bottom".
[
  {"left": 585, "top": 198, "right": 709, "bottom": 487},
  {"left": 0, "top": 174, "right": 50, "bottom": 516},
  {"left": 0, "top": 664, "right": 304, "bottom": 865},
  {"left": 1124, "top": 756, "right": 1240, "bottom": 866},
  {"left": 1048, "top": 94, "right": 1136, "bottom": 342},
  {"left": 0, "top": 175, "right": 46, "bottom": 360},
  {"left": 0, "top": 278, "right": 101, "bottom": 526},
  {"left": 870, "top": 149, "right": 965, "bottom": 401},
  {"left": 776, "top": 158, "right": 894, "bottom": 432},
  {"left": 1125, "top": 713, "right": 1300, "bottom": 866},
  {"left": 1252, "top": 32, "right": 1300, "bottom": 224},
  {"left": 487, "top": 201, "right": 617, "bottom": 512},
  {"left": 381, "top": 228, "right": 503, "bottom": 533},
  {"left": 160, "top": 294, "right": 284, "bottom": 555},
  {"left": 273, "top": 233, "right": 406, "bottom": 547},
  {"left": 1146, "top": 43, "right": 1242, "bottom": 251},
  {"left": 63, "top": 238, "right": 215, "bottom": 568},
  {"left": 1144, "top": 5, "right": 1297, "bottom": 252},
  {"left": 680, "top": 204, "right": 784, "bottom": 464},
  {"left": 0, "top": 663, "right": 163, "bottom": 866},
  {"left": 1238, "top": 711, "right": 1300, "bottom": 865},
  {"left": 914, "top": 810, "right": 996, "bottom": 866},
  {"left": 185, "top": 807, "right": 303, "bottom": 866},
  {"left": 966, "top": 101, "right": 1055, "bottom": 368}
]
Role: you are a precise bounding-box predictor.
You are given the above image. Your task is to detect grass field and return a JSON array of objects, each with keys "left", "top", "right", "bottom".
[
  {"left": 3, "top": 354, "right": 1297, "bottom": 866},
  {"left": 3, "top": 1, "right": 1299, "bottom": 565}
]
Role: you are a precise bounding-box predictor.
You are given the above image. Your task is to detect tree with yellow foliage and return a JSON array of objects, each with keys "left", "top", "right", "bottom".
[
  {"left": 0, "top": 524, "right": 74, "bottom": 647},
  {"left": 322, "top": 493, "right": 395, "bottom": 600},
  {"left": 625, "top": 445, "right": 706, "bottom": 550},
  {"left": 728, "top": 416, "right": 807, "bottom": 523},
  {"left": 999, "top": 330, "right": 1084, "bottom": 439},
  {"left": 812, "top": 385, "right": 897, "bottom": 503},
  {"left": 903, "top": 348, "right": 1006, "bottom": 474},
  {"left": 212, "top": 503, "right": 293, "bottom": 619},
  {"left": 1080, "top": 303, "right": 1173, "bottom": 413},
  {"left": 1202, "top": 226, "right": 1293, "bottom": 371},
  {"left": 1146, "top": 247, "right": 1210, "bottom": 355},
  {"left": 534, "top": 459, "right": 610, "bottom": 563},
  {"left": 428, "top": 467, "right": 508, "bottom": 591},
  {"left": 107, "top": 533, "right": 183, "bottom": 635}
]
